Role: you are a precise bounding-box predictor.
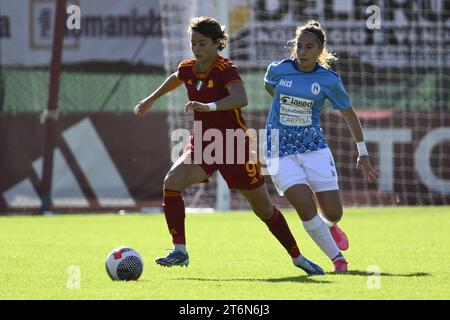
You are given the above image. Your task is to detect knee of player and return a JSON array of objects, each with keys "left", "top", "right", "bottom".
[
  {"left": 330, "top": 216, "right": 342, "bottom": 224},
  {"left": 255, "top": 205, "right": 277, "bottom": 221},
  {"left": 323, "top": 208, "right": 343, "bottom": 223}
]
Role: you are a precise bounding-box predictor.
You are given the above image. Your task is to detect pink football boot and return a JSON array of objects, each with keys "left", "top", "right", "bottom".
[
  {"left": 333, "top": 256, "right": 348, "bottom": 273},
  {"left": 330, "top": 224, "right": 349, "bottom": 251}
]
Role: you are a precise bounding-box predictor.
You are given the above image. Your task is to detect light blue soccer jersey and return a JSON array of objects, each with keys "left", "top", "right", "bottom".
[{"left": 264, "top": 59, "right": 351, "bottom": 157}]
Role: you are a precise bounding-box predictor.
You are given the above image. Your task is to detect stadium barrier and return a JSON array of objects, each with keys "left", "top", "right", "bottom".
[{"left": 1, "top": 110, "right": 449, "bottom": 214}]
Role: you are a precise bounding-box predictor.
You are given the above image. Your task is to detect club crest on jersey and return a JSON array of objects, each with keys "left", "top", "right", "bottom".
[{"left": 311, "top": 82, "right": 321, "bottom": 95}]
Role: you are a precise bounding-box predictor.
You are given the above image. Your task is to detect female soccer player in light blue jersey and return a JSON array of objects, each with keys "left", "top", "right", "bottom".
[{"left": 264, "top": 20, "right": 377, "bottom": 272}]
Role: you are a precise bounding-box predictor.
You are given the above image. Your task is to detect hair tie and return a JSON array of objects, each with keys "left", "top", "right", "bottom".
[{"left": 302, "top": 31, "right": 324, "bottom": 46}]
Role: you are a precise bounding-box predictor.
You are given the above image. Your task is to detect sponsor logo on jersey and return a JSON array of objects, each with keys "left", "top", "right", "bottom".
[
  {"left": 279, "top": 79, "right": 292, "bottom": 88},
  {"left": 280, "top": 94, "right": 313, "bottom": 109},
  {"left": 279, "top": 94, "right": 313, "bottom": 127}
]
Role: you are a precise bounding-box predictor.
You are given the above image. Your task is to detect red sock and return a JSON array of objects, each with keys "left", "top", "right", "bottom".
[
  {"left": 263, "top": 207, "right": 301, "bottom": 258},
  {"left": 162, "top": 189, "right": 186, "bottom": 245}
]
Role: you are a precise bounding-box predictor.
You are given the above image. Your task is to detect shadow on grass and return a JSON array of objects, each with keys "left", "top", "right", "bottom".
[
  {"left": 175, "top": 276, "right": 332, "bottom": 284},
  {"left": 326, "top": 270, "right": 431, "bottom": 278},
  {"left": 173, "top": 271, "right": 431, "bottom": 284}
]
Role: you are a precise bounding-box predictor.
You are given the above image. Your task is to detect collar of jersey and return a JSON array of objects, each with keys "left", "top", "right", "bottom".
[
  {"left": 291, "top": 59, "right": 320, "bottom": 74},
  {"left": 193, "top": 55, "right": 220, "bottom": 79}
]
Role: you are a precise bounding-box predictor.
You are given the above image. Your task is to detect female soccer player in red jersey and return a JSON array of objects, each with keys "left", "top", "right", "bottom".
[{"left": 134, "top": 16, "right": 324, "bottom": 275}]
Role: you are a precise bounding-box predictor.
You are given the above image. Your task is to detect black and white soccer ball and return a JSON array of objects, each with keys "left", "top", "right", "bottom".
[{"left": 105, "top": 246, "right": 144, "bottom": 281}]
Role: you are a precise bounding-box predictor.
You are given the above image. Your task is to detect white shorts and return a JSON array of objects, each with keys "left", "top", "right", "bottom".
[{"left": 266, "top": 148, "right": 339, "bottom": 195}]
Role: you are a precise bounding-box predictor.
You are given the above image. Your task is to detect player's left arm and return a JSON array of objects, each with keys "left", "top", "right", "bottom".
[
  {"left": 185, "top": 82, "right": 248, "bottom": 112},
  {"left": 339, "top": 107, "right": 378, "bottom": 182}
]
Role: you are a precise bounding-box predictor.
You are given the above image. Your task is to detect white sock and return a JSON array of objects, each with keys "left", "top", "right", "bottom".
[
  {"left": 174, "top": 244, "right": 187, "bottom": 254},
  {"left": 292, "top": 254, "right": 304, "bottom": 266},
  {"left": 302, "top": 214, "right": 340, "bottom": 260},
  {"left": 319, "top": 214, "right": 335, "bottom": 228}
]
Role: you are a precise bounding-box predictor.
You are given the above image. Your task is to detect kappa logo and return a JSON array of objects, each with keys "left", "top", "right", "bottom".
[
  {"left": 279, "top": 79, "right": 292, "bottom": 88},
  {"left": 311, "top": 82, "right": 321, "bottom": 95}
]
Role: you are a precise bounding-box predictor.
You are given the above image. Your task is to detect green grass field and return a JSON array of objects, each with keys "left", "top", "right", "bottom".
[{"left": 0, "top": 207, "right": 449, "bottom": 300}]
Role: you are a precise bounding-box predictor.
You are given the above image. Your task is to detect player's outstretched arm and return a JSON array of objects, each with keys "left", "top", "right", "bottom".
[
  {"left": 339, "top": 107, "right": 378, "bottom": 182},
  {"left": 134, "top": 72, "right": 183, "bottom": 117},
  {"left": 185, "top": 82, "right": 248, "bottom": 112}
]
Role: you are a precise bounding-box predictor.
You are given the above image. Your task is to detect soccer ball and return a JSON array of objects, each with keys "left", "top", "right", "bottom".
[{"left": 105, "top": 246, "right": 144, "bottom": 281}]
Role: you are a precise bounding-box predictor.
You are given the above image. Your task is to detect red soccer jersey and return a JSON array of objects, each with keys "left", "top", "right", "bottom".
[
  {"left": 176, "top": 56, "right": 264, "bottom": 190},
  {"left": 177, "top": 55, "right": 248, "bottom": 132}
]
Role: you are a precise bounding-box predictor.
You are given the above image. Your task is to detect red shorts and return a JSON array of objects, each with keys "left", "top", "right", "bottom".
[
  {"left": 198, "top": 160, "right": 265, "bottom": 190},
  {"left": 184, "top": 134, "right": 265, "bottom": 190}
]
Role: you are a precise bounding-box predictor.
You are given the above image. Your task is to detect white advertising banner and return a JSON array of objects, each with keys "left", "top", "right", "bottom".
[
  {"left": 0, "top": 0, "right": 164, "bottom": 66},
  {"left": 0, "top": 0, "right": 448, "bottom": 68},
  {"left": 228, "top": 0, "right": 450, "bottom": 68}
]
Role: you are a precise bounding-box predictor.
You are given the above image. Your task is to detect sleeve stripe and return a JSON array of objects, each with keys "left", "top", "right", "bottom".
[
  {"left": 218, "top": 57, "right": 232, "bottom": 64},
  {"left": 216, "top": 59, "right": 233, "bottom": 68},
  {"left": 215, "top": 62, "right": 228, "bottom": 69},
  {"left": 215, "top": 64, "right": 225, "bottom": 71},
  {"left": 179, "top": 59, "right": 195, "bottom": 68},
  {"left": 180, "top": 62, "right": 195, "bottom": 67}
]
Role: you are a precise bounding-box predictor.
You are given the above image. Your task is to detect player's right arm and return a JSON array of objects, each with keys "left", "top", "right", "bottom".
[
  {"left": 264, "top": 83, "right": 275, "bottom": 97},
  {"left": 264, "top": 62, "right": 279, "bottom": 98},
  {"left": 134, "top": 72, "right": 183, "bottom": 117}
]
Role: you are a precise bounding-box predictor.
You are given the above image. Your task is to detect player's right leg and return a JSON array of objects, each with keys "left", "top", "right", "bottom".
[
  {"left": 302, "top": 148, "right": 349, "bottom": 261},
  {"left": 268, "top": 154, "right": 346, "bottom": 272},
  {"left": 283, "top": 184, "right": 347, "bottom": 272},
  {"left": 155, "top": 155, "right": 209, "bottom": 267},
  {"left": 239, "top": 184, "right": 324, "bottom": 275},
  {"left": 217, "top": 154, "right": 324, "bottom": 275}
]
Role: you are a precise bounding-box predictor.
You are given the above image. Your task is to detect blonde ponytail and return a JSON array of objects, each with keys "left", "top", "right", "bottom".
[{"left": 318, "top": 46, "right": 337, "bottom": 69}]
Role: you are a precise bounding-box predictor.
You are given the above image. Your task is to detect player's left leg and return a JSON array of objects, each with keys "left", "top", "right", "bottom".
[
  {"left": 301, "top": 147, "right": 350, "bottom": 253},
  {"left": 155, "top": 154, "right": 211, "bottom": 267},
  {"left": 299, "top": 148, "right": 348, "bottom": 272},
  {"left": 315, "top": 190, "right": 349, "bottom": 252}
]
